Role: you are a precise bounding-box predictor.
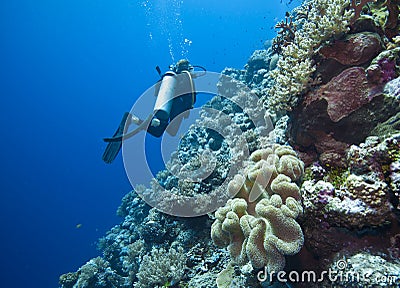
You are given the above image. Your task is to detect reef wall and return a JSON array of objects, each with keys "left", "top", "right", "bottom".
[{"left": 60, "top": 1, "right": 400, "bottom": 287}]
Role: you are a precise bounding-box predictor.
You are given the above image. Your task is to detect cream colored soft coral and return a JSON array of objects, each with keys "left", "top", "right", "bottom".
[{"left": 211, "top": 144, "right": 304, "bottom": 271}]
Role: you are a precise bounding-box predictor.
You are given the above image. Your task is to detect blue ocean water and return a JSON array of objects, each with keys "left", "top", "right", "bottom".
[{"left": 0, "top": 0, "right": 302, "bottom": 287}]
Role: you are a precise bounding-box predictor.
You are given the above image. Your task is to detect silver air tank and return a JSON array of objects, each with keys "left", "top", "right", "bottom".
[{"left": 153, "top": 71, "right": 177, "bottom": 122}]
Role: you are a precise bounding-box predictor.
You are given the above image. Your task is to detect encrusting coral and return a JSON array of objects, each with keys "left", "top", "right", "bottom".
[
  {"left": 301, "top": 135, "right": 399, "bottom": 232},
  {"left": 321, "top": 252, "right": 400, "bottom": 287},
  {"left": 211, "top": 144, "right": 304, "bottom": 272},
  {"left": 300, "top": 134, "right": 400, "bottom": 263}
]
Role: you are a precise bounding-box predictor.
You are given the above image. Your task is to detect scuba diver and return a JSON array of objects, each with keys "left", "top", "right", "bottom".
[{"left": 102, "top": 59, "right": 206, "bottom": 164}]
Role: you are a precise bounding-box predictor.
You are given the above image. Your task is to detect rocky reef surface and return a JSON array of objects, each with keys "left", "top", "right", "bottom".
[{"left": 60, "top": 1, "right": 400, "bottom": 287}]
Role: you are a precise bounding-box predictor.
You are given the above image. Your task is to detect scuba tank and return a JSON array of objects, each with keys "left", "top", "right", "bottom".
[
  {"left": 102, "top": 59, "right": 204, "bottom": 164},
  {"left": 153, "top": 70, "right": 177, "bottom": 123},
  {"left": 147, "top": 70, "right": 178, "bottom": 137},
  {"left": 147, "top": 59, "right": 196, "bottom": 137}
]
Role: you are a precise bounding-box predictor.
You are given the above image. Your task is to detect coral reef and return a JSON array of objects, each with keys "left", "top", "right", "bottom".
[
  {"left": 318, "top": 32, "right": 383, "bottom": 66},
  {"left": 266, "top": 0, "right": 354, "bottom": 112},
  {"left": 291, "top": 58, "right": 400, "bottom": 167},
  {"left": 305, "top": 67, "right": 378, "bottom": 122},
  {"left": 300, "top": 134, "right": 400, "bottom": 260},
  {"left": 211, "top": 145, "right": 304, "bottom": 272},
  {"left": 135, "top": 246, "right": 186, "bottom": 288},
  {"left": 60, "top": 1, "right": 400, "bottom": 288},
  {"left": 322, "top": 253, "right": 400, "bottom": 288},
  {"left": 60, "top": 190, "right": 220, "bottom": 288},
  {"left": 286, "top": 0, "right": 400, "bottom": 167},
  {"left": 135, "top": 72, "right": 275, "bottom": 217},
  {"left": 60, "top": 64, "right": 274, "bottom": 288},
  {"left": 59, "top": 257, "right": 126, "bottom": 288},
  {"left": 243, "top": 50, "right": 270, "bottom": 85}
]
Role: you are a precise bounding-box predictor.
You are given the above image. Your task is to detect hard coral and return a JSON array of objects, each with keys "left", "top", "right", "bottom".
[
  {"left": 59, "top": 257, "right": 126, "bottom": 288},
  {"left": 322, "top": 253, "right": 400, "bottom": 287},
  {"left": 291, "top": 74, "right": 400, "bottom": 167},
  {"left": 302, "top": 176, "right": 390, "bottom": 230},
  {"left": 302, "top": 134, "right": 400, "bottom": 234},
  {"left": 350, "top": 0, "right": 377, "bottom": 22},
  {"left": 265, "top": 0, "right": 354, "bottom": 113},
  {"left": 211, "top": 145, "right": 304, "bottom": 271},
  {"left": 135, "top": 246, "right": 186, "bottom": 288}
]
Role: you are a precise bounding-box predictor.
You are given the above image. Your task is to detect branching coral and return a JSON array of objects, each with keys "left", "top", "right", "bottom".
[
  {"left": 272, "top": 13, "right": 297, "bottom": 54},
  {"left": 265, "top": 0, "right": 355, "bottom": 112},
  {"left": 211, "top": 144, "right": 304, "bottom": 272},
  {"left": 135, "top": 246, "right": 186, "bottom": 288},
  {"left": 350, "top": 0, "right": 376, "bottom": 22}
]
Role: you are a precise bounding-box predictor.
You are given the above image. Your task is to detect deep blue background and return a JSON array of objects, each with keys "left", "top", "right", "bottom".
[{"left": 0, "top": 0, "right": 301, "bottom": 287}]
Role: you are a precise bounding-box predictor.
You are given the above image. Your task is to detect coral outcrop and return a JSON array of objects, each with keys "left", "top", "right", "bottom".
[
  {"left": 322, "top": 253, "right": 400, "bottom": 288},
  {"left": 286, "top": 0, "right": 400, "bottom": 167},
  {"left": 291, "top": 56, "right": 400, "bottom": 167},
  {"left": 301, "top": 134, "right": 400, "bottom": 259},
  {"left": 135, "top": 246, "right": 186, "bottom": 288},
  {"left": 211, "top": 145, "right": 304, "bottom": 272},
  {"left": 59, "top": 257, "right": 126, "bottom": 288},
  {"left": 266, "top": 0, "right": 354, "bottom": 112},
  {"left": 318, "top": 32, "right": 383, "bottom": 66},
  {"left": 135, "top": 71, "right": 275, "bottom": 217},
  {"left": 59, "top": 64, "right": 275, "bottom": 288}
]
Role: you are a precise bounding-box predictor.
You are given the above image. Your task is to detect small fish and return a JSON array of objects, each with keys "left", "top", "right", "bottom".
[{"left": 76, "top": 223, "right": 82, "bottom": 229}]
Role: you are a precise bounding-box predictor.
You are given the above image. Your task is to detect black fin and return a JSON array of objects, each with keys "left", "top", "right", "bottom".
[{"left": 102, "top": 112, "right": 130, "bottom": 163}]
